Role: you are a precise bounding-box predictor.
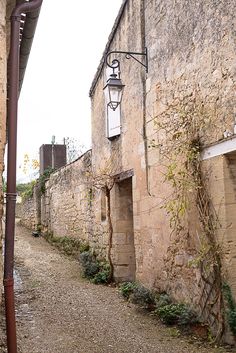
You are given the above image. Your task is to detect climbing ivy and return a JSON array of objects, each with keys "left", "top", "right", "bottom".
[
  {"left": 38, "top": 167, "right": 54, "bottom": 194},
  {"left": 153, "top": 92, "right": 225, "bottom": 341},
  {"left": 222, "top": 283, "right": 236, "bottom": 337}
]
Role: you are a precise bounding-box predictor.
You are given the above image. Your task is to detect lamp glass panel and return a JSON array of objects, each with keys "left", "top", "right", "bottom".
[
  {"left": 104, "top": 85, "right": 110, "bottom": 104},
  {"left": 109, "top": 86, "right": 121, "bottom": 105}
]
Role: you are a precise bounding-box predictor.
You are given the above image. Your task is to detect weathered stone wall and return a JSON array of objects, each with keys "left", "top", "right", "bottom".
[
  {"left": 41, "top": 151, "right": 92, "bottom": 242},
  {"left": 143, "top": 0, "right": 236, "bottom": 301},
  {"left": 20, "top": 183, "right": 41, "bottom": 230},
  {"left": 90, "top": 0, "right": 236, "bottom": 333},
  {"left": 90, "top": 0, "right": 147, "bottom": 278},
  {"left": 21, "top": 151, "right": 93, "bottom": 245}
]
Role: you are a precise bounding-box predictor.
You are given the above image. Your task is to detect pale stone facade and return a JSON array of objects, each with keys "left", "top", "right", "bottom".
[{"left": 89, "top": 0, "right": 236, "bottom": 335}]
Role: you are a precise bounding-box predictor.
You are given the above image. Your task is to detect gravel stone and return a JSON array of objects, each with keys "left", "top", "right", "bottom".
[{"left": 0, "top": 222, "right": 234, "bottom": 353}]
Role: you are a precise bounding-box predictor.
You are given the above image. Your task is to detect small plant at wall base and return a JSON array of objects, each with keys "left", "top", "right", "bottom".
[
  {"left": 44, "top": 233, "right": 83, "bottom": 258},
  {"left": 222, "top": 283, "right": 236, "bottom": 337},
  {"left": 91, "top": 263, "right": 111, "bottom": 284},
  {"left": 119, "top": 282, "right": 138, "bottom": 299},
  {"left": 129, "top": 284, "right": 155, "bottom": 310},
  {"left": 119, "top": 282, "right": 155, "bottom": 309},
  {"left": 80, "top": 251, "right": 110, "bottom": 284},
  {"left": 155, "top": 303, "right": 198, "bottom": 326},
  {"left": 120, "top": 283, "right": 198, "bottom": 327}
]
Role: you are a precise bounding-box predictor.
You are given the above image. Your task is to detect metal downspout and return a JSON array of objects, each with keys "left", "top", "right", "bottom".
[{"left": 4, "top": 1, "right": 43, "bottom": 353}]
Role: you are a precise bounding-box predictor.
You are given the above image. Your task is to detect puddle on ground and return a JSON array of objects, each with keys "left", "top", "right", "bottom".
[
  {"left": 14, "top": 269, "right": 36, "bottom": 328},
  {"left": 14, "top": 269, "right": 23, "bottom": 291}
]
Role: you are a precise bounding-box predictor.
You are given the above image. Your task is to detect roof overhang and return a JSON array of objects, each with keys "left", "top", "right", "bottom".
[
  {"left": 8, "top": 0, "right": 42, "bottom": 92},
  {"left": 18, "top": 0, "right": 42, "bottom": 91}
]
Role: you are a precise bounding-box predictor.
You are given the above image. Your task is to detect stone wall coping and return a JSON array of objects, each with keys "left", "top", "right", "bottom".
[{"left": 49, "top": 149, "right": 92, "bottom": 178}]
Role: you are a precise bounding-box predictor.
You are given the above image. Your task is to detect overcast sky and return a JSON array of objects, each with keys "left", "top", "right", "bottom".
[{"left": 16, "top": 0, "right": 122, "bottom": 182}]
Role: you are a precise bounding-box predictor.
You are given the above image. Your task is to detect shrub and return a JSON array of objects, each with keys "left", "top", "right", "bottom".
[
  {"left": 155, "top": 293, "right": 172, "bottom": 308},
  {"left": 21, "top": 180, "right": 36, "bottom": 200},
  {"left": 80, "top": 251, "right": 110, "bottom": 284},
  {"left": 130, "top": 285, "right": 155, "bottom": 309},
  {"left": 222, "top": 283, "right": 236, "bottom": 336},
  {"left": 92, "top": 263, "right": 110, "bottom": 284},
  {"left": 119, "top": 282, "right": 137, "bottom": 299},
  {"left": 45, "top": 233, "right": 81, "bottom": 257},
  {"left": 79, "top": 243, "right": 90, "bottom": 253},
  {"left": 80, "top": 251, "right": 100, "bottom": 278},
  {"left": 155, "top": 303, "right": 197, "bottom": 326}
]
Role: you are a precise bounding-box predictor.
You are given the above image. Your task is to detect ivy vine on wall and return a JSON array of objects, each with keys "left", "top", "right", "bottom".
[{"left": 152, "top": 90, "right": 227, "bottom": 341}]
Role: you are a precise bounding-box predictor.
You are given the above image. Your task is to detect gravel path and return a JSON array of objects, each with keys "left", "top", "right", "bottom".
[{"left": 1, "top": 222, "right": 234, "bottom": 353}]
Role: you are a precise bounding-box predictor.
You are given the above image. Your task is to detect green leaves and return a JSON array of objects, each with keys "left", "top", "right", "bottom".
[{"left": 222, "top": 283, "right": 236, "bottom": 336}]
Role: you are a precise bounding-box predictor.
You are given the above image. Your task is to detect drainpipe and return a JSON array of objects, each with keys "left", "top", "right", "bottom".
[{"left": 4, "top": 2, "right": 43, "bottom": 353}]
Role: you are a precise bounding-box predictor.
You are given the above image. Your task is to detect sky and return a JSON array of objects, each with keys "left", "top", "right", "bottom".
[{"left": 16, "top": 0, "right": 123, "bottom": 182}]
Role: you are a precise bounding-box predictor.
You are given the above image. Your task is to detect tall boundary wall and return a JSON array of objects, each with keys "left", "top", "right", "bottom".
[{"left": 20, "top": 150, "right": 93, "bottom": 244}]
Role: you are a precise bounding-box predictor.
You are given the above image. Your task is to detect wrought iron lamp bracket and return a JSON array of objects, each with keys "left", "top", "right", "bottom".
[{"left": 105, "top": 47, "right": 148, "bottom": 73}]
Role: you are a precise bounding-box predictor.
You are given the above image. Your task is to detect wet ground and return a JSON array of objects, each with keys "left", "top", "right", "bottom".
[{"left": 0, "top": 222, "right": 234, "bottom": 353}]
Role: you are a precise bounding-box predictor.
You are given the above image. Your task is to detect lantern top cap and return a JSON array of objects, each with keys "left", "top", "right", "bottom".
[{"left": 103, "top": 74, "right": 125, "bottom": 90}]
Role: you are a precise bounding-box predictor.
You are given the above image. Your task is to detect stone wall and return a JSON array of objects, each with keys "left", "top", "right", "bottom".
[
  {"left": 143, "top": 0, "right": 236, "bottom": 301},
  {"left": 20, "top": 183, "right": 41, "bottom": 230},
  {"left": 90, "top": 0, "right": 236, "bottom": 336},
  {"left": 21, "top": 151, "right": 93, "bottom": 244},
  {"left": 90, "top": 0, "right": 147, "bottom": 278},
  {"left": 41, "top": 150, "right": 92, "bottom": 241}
]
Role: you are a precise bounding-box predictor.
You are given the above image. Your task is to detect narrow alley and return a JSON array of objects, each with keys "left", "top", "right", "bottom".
[{"left": 0, "top": 221, "right": 232, "bottom": 353}]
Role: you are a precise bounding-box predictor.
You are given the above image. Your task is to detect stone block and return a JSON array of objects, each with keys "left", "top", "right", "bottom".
[
  {"left": 113, "top": 252, "right": 134, "bottom": 265},
  {"left": 113, "top": 232, "right": 127, "bottom": 245},
  {"left": 113, "top": 265, "right": 133, "bottom": 281},
  {"left": 133, "top": 215, "right": 140, "bottom": 231}
]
